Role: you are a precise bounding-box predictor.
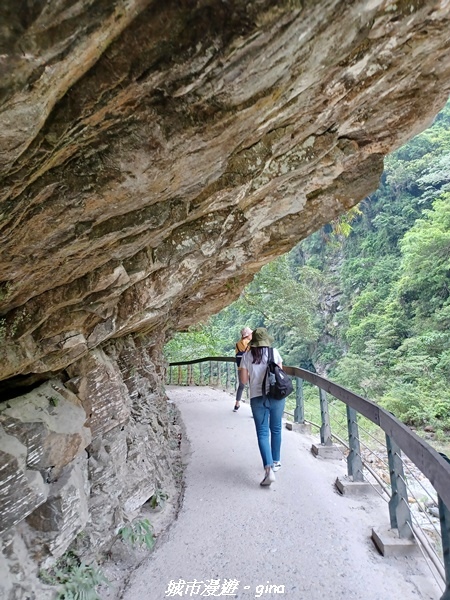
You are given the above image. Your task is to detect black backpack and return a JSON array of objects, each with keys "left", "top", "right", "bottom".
[{"left": 262, "top": 348, "right": 294, "bottom": 400}]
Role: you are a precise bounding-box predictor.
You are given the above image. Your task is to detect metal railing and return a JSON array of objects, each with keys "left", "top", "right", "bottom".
[
  {"left": 167, "top": 356, "right": 238, "bottom": 389},
  {"left": 167, "top": 357, "right": 450, "bottom": 600}
]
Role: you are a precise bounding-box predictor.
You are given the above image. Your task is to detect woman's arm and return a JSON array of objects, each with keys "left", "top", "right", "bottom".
[
  {"left": 240, "top": 368, "right": 249, "bottom": 385},
  {"left": 274, "top": 348, "right": 282, "bottom": 368}
]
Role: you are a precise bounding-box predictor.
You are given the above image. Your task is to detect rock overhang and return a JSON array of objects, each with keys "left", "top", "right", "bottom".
[{"left": 0, "top": 0, "right": 450, "bottom": 384}]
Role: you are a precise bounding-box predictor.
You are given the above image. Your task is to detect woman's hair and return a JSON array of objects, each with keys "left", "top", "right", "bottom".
[{"left": 251, "top": 347, "right": 267, "bottom": 364}]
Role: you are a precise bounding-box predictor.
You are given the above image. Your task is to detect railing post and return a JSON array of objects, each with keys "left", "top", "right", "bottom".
[
  {"left": 169, "top": 365, "right": 172, "bottom": 385},
  {"left": 226, "top": 362, "right": 230, "bottom": 391},
  {"left": 386, "top": 434, "right": 413, "bottom": 539},
  {"left": 294, "top": 377, "right": 304, "bottom": 423},
  {"left": 177, "top": 365, "right": 181, "bottom": 385},
  {"left": 234, "top": 364, "right": 238, "bottom": 391},
  {"left": 209, "top": 361, "right": 213, "bottom": 386},
  {"left": 439, "top": 454, "right": 450, "bottom": 600},
  {"left": 319, "top": 388, "right": 332, "bottom": 446},
  {"left": 217, "top": 362, "right": 221, "bottom": 387},
  {"left": 438, "top": 495, "right": 450, "bottom": 600},
  {"left": 199, "top": 362, "right": 203, "bottom": 385},
  {"left": 346, "top": 406, "right": 364, "bottom": 482}
]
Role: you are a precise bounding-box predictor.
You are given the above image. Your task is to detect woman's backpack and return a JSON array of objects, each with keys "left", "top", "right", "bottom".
[{"left": 262, "top": 348, "right": 294, "bottom": 400}]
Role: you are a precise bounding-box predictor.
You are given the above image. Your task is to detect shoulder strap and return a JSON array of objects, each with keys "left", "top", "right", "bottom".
[
  {"left": 261, "top": 348, "right": 269, "bottom": 397},
  {"left": 262, "top": 347, "right": 275, "bottom": 398}
]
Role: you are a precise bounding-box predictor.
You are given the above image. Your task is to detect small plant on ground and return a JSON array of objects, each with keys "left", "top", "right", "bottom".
[
  {"left": 149, "top": 488, "right": 169, "bottom": 510},
  {"left": 39, "top": 551, "right": 108, "bottom": 600},
  {"left": 49, "top": 396, "right": 59, "bottom": 407},
  {"left": 119, "top": 518, "right": 155, "bottom": 549}
]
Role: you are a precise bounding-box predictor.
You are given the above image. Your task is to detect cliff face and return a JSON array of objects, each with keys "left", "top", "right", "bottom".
[
  {"left": 1, "top": 1, "right": 450, "bottom": 597},
  {"left": 1, "top": 0, "right": 450, "bottom": 384}
]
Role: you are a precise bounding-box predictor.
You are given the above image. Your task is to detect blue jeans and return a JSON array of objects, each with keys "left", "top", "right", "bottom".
[{"left": 250, "top": 396, "right": 286, "bottom": 468}]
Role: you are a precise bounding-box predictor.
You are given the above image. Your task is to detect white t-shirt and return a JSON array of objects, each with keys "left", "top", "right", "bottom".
[{"left": 241, "top": 347, "right": 282, "bottom": 399}]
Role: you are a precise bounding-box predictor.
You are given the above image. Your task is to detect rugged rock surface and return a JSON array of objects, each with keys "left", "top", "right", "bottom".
[
  {"left": 0, "top": 334, "right": 184, "bottom": 599},
  {"left": 1, "top": 0, "right": 450, "bottom": 598},
  {"left": 1, "top": 0, "right": 450, "bottom": 384}
]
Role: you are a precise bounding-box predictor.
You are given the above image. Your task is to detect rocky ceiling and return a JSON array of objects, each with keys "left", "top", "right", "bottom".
[{"left": 1, "top": 0, "right": 450, "bottom": 386}]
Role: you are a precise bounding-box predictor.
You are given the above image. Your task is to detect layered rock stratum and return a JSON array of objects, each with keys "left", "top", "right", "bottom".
[{"left": 1, "top": 1, "right": 450, "bottom": 598}]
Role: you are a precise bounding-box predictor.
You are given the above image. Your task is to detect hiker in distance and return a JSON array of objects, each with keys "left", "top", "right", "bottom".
[
  {"left": 233, "top": 326, "right": 252, "bottom": 412},
  {"left": 240, "top": 327, "right": 284, "bottom": 487}
]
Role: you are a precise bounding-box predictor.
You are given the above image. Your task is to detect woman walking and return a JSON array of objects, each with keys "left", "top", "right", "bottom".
[
  {"left": 240, "top": 328, "right": 284, "bottom": 486},
  {"left": 233, "top": 326, "right": 252, "bottom": 412}
]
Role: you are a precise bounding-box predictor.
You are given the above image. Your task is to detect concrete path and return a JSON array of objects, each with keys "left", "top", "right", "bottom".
[{"left": 121, "top": 386, "right": 442, "bottom": 600}]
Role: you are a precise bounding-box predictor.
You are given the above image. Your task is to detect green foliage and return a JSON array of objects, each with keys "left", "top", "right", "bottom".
[
  {"left": 39, "top": 551, "right": 108, "bottom": 600},
  {"left": 149, "top": 488, "right": 169, "bottom": 509},
  {"left": 331, "top": 354, "right": 386, "bottom": 398},
  {"left": 328, "top": 101, "right": 450, "bottom": 437},
  {"left": 49, "top": 396, "right": 59, "bottom": 407},
  {"left": 165, "top": 254, "right": 323, "bottom": 368},
  {"left": 379, "top": 383, "right": 446, "bottom": 429},
  {"left": 382, "top": 385, "right": 427, "bottom": 425},
  {"left": 240, "top": 257, "right": 320, "bottom": 347},
  {"left": 398, "top": 194, "right": 450, "bottom": 321},
  {"left": 119, "top": 518, "right": 155, "bottom": 549}
]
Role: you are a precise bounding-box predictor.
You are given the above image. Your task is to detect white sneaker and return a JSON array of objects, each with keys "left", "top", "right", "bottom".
[
  {"left": 273, "top": 461, "right": 281, "bottom": 472},
  {"left": 260, "top": 469, "right": 275, "bottom": 486}
]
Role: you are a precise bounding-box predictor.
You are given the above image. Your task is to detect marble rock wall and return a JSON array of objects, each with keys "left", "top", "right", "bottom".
[{"left": 0, "top": 335, "right": 180, "bottom": 600}]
